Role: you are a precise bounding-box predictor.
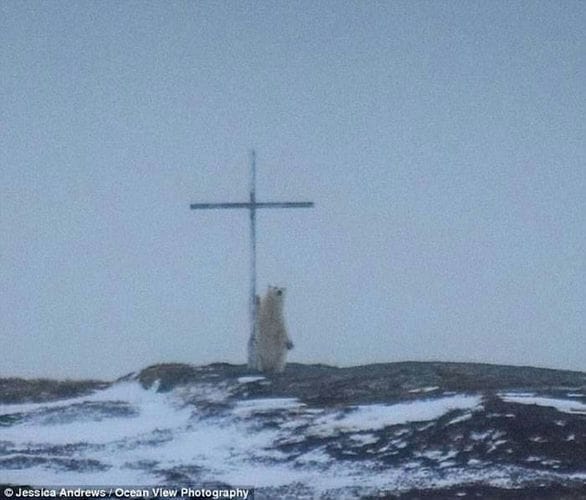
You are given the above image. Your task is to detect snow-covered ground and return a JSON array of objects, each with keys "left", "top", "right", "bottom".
[
  {"left": 498, "top": 392, "right": 586, "bottom": 415},
  {"left": 1, "top": 365, "right": 585, "bottom": 498}
]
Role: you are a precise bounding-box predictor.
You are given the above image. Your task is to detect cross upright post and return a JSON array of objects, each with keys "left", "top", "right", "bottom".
[
  {"left": 190, "top": 151, "right": 314, "bottom": 366},
  {"left": 249, "top": 150, "right": 257, "bottom": 365}
]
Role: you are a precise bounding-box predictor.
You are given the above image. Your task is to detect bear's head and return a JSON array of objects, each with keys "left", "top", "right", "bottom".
[{"left": 268, "top": 285, "right": 286, "bottom": 299}]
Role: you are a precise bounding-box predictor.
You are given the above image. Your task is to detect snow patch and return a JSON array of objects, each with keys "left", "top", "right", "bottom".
[
  {"left": 408, "top": 386, "right": 440, "bottom": 394},
  {"left": 447, "top": 413, "right": 472, "bottom": 425},
  {"left": 0, "top": 382, "right": 192, "bottom": 446},
  {"left": 350, "top": 433, "right": 379, "bottom": 446},
  {"left": 310, "top": 395, "right": 482, "bottom": 435},
  {"left": 498, "top": 393, "right": 586, "bottom": 415},
  {"left": 232, "top": 398, "right": 305, "bottom": 417},
  {"left": 237, "top": 376, "right": 266, "bottom": 384}
]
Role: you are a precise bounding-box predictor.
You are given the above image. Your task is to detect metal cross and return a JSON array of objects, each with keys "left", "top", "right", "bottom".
[{"left": 190, "top": 150, "right": 314, "bottom": 365}]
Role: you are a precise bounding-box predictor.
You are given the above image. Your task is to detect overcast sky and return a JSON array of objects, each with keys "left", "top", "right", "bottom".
[{"left": 1, "top": 1, "right": 584, "bottom": 379}]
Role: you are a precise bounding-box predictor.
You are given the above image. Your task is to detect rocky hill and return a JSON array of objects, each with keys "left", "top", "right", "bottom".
[{"left": 1, "top": 362, "right": 585, "bottom": 499}]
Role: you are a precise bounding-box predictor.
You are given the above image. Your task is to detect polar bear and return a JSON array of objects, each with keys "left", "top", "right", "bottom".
[{"left": 249, "top": 286, "right": 293, "bottom": 373}]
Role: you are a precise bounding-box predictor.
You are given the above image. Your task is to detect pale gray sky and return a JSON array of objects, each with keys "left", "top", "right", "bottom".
[{"left": 1, "top": 1, "right": 584, "bottom": 378}]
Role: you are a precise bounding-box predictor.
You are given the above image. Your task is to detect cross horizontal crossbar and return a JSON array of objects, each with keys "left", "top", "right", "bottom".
[{"left": 190, "top": 201, "right": 314, "bottom": 210}]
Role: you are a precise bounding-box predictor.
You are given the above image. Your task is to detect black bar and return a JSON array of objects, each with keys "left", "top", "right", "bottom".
[{"left": 190, "top": 202, "right": 314, "bottom": 210}]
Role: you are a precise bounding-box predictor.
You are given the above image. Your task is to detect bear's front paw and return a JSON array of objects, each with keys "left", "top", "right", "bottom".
[{"left": 286, "top": 340, "right": 294, "bottom": 350}]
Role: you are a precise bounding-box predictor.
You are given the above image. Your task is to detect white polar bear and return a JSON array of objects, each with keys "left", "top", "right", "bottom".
[{"left": 248, "top": 286, "right": 293, "bottom": 373}]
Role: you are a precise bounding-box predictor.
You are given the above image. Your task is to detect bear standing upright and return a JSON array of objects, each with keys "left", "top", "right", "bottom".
[{"left": 252, "top": 285, "right": 293, "bottom": 373}]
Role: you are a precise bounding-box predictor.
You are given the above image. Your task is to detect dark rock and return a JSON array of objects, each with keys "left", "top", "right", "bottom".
[{"left": 0, "top": 378, "right": 109, "bottom": 404}]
